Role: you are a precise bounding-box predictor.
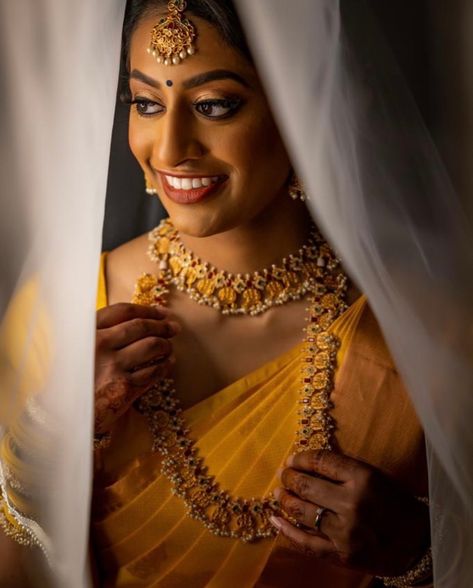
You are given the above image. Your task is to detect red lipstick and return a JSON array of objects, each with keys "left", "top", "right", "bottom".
[{"left": 160, "top": 174, "right": 228, "bottom": 204}]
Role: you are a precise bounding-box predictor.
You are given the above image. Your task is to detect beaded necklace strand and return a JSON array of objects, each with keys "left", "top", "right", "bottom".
[{"left": 132, "top": 219, "right": 347, "bottom": 542}]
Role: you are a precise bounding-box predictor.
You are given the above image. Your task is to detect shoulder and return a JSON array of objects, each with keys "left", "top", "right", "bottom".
[{"left": 105, "top": 231, "right": 156, "bottom": 304}]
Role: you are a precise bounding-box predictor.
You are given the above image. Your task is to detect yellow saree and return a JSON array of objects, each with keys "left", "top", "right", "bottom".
[{"left": 92, "top": 255, "right": 428, "bottom": 588}]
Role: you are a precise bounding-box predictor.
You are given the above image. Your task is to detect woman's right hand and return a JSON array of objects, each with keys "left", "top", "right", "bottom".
[{"left": 94, "top": 303, "right": 179, "bottom": 435}]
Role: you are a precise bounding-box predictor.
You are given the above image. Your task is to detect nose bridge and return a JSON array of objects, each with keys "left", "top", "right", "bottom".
[{"left": 153, "top": 103, "right": 200, "bottom": 167}]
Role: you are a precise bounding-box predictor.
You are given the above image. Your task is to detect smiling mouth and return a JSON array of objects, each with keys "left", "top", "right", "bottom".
[
  {"left": 163, "top": 174, "right": 221, "bottom": 190},
  {"left": 158, "top": 172, "right": 228, "bottom": 204}
]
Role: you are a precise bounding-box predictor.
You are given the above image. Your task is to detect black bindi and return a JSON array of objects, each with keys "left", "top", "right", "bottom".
[{"left": 166, "top": 80, "right": 173, "bottom": 87}]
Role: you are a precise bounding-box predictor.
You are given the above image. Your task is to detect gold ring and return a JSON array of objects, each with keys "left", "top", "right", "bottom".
[{"left": 314, "top": 507, "right": 327, "bottom": 531}]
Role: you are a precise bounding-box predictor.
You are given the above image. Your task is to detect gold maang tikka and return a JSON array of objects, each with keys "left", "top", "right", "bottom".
[{"left": 147, "top": 0, "right": 197, "bottom": 66}]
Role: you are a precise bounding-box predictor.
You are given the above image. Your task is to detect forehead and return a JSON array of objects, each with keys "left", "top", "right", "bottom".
[{"left": 129, "top": 13, "right": 256, "bottom": 83}]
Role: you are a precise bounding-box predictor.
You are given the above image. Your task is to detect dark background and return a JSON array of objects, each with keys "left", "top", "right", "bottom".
[{"left": 102, "top": 0, "right": 469, "bottom": 250}]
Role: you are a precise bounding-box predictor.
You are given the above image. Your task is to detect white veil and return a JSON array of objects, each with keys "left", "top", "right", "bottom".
[
  {"left": 0, "top": 0, "right": 472, "bottom": 586},
  {"left": 235, "top": 1, "right": 473, "bottom": 586},
  {"left": 0, "top": 1, "right": 125, "bottom": 586}
]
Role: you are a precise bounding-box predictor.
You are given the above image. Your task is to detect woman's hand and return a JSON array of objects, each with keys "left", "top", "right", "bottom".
[
  {"left": 272, "top": 450, "right": 430, "bottom": 578},
  {"left": 95, "top": 303, "right": 179, "bottom": 435}
]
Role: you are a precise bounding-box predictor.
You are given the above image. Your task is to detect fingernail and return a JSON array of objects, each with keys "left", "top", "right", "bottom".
[
  {"left": 273, "top": 487, "right": 282, "bottom": 500},
  {"left": 286, "top": 454, "right": 295, "bottom": 467},
  {"left": 276, "top": 467, "right": 284, "bottom": 480},
  {"left": 269, "top": 516, "right": 282, "bottom": 530}
]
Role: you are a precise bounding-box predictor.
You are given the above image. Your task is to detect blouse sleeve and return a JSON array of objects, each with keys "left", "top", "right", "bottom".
[{"left": 96, "top": 252, "right": 109, "bottom": 310}]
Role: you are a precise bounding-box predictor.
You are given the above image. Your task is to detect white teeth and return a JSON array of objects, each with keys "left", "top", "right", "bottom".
[{"left": 164, "top": 175, "right": 222, "bottom": 190}]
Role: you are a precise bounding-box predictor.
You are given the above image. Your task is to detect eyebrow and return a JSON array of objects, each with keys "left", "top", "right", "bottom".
[
  {"left": 130, "top": 69, "right": 161, "bottom": 88},
  {"left": 182, "top": 69, "right": 250, "bottom": 89},
  {"left": 129, "top": 68, "right": 250, "bottom": 90}
]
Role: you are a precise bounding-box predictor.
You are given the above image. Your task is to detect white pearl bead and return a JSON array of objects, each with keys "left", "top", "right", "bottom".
[
  {"left": 179, "top": 49, "right": 187, "bottom": 60},
  {"left": 164, "top": 58, "right": 171, "bottom": 66},
  {"left": 187, "top": 45, "right": 195, "bottom": 55},
  {"left": 156, "top": 55, "right": 162, "bottom": 63},
  {"left": 172, "top": 55, "right": 181, "bottom": 65}
]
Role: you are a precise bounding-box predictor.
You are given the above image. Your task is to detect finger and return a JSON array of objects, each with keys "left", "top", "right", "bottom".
[
  {"left": 118, "top": 337, "right": 172, "bottom": 370},
  {"left": 97, "top": 303, "right": 170, "bottom": 329},
  {"left": 280, "top": 467, "right": 346, "bottom": 512},
  {"left": 128, "top": 357, "right": 175, "bottom": 387},
  {"left": 269, "top": 516, "right": 334, "bottom": 558},
  {"left": 101, "top": 318, "right": 179, "bottom": 349},
  {"left": 274, "top": 488, "right": 337, "bottom": 537},
  {"left": 286, "top": 450, "right": 364, "bottom": 484}
]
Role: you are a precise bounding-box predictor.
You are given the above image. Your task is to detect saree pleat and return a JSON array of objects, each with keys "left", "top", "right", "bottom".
[{"left": 93, "top": 256, "right": 426, "bottom": 587}]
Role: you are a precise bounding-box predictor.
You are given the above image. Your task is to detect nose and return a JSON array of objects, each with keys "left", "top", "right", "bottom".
[{"left": 152, "top": 105, "right": 205, "bottom": 169}]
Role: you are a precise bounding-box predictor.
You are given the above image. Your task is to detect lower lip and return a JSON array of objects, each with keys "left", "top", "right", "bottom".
[{"left": 161, "top": 176, "right": 227, "bottom": 204}]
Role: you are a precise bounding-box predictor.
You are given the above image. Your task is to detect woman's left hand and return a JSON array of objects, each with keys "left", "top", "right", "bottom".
[{"left": 272, "top": 450, "right": 430, "bottom": 577}]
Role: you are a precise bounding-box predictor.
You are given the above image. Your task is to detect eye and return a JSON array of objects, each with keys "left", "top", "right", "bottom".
[
  {"left": 194, "top": 98, "right": 242, "bottom": 119},
  {"left": 131, "top": 98, "right": 164, "bottom": 116}
]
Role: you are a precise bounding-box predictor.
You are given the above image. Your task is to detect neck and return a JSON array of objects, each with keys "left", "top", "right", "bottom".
[{"left": 178, "top": 193, "right": 313, "bottom": 274}]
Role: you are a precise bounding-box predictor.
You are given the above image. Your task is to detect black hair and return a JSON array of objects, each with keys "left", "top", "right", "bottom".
[{"left": 122, "top": 0, "right": 253, "bottom": 69}]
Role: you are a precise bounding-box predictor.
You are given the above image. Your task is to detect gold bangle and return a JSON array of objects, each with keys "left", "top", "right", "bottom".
[
  {"left": 378, "top": 547, "right": 432, "bottom": 587},
  {"left": 377, "top": 497, "right": 432, "bottom": 587},
  {"left": 0, "top": 500, "right": 36, "bottom": 547},
  {"left": 93, "top": 431, "right": 111, "bottom": 450}
]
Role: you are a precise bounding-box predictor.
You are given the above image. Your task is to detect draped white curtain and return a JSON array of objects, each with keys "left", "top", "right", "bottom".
[
  {"left": 0, "top": 1, "right": 126, "bottom": 585},
  {"left": 1, "top": 1, "right": 472, "bottom": 586},
  {"left": 235, "top": 1, "right": 473, "bottom": 586}
]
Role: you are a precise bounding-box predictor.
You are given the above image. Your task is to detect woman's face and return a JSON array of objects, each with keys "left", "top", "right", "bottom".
[{"left": 128, "top": 13, "right": 292, "bottom": 238}]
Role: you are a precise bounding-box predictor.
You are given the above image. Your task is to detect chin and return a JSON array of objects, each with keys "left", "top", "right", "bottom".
[
  {"left": 162, "top": 199, "right": 242, "bottom": 239},
  {"left": 165, "top": 209, "right": 236, "bottom": 239}
]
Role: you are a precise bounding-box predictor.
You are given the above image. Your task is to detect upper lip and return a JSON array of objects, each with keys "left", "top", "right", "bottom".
[{"left": 155, "top": 169, "right": 226, "bottom": 179}]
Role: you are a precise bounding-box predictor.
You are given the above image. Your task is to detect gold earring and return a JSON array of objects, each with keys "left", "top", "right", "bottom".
[
  {"left": 145, "top": 175, "right": 157, "bottom": 196},
  {"left": 288, "top": 174, "right": 307, "bottom": 202}
]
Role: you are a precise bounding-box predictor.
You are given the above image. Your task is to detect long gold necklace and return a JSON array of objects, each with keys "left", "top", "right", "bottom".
[{"left": 132, "top": 219, "right": 347, "bottom": 543}]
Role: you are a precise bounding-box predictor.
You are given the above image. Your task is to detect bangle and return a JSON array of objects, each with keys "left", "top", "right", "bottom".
[
  {"left": 378, "top": 547, "right": 432, "bottom": 587},
  {"left": 93, "top": 431, "right": 111, "bottom": 450},
  {"left": 377, "top": 496, "right": 432, "bottom": 588}
]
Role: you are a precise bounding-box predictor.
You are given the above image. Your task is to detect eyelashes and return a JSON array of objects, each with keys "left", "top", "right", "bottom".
[
  {"left": 193, "top": 98, "right": 242, "bottom": 119},
  {"left": 129, "top": 97, "right": 243, "bottom": 120},
  {"left": 130, "top": 98, "right": 164, "bottom": 116}
]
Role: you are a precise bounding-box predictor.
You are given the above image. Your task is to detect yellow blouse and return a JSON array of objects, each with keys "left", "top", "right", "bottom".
[{"left": 92, "top": 254, "right": 427, "bottom": 588}]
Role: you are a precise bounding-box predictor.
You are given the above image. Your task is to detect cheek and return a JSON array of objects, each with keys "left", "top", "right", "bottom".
[
  {"left": 235, "top": 114, "right": 287, "bottom": 167},
  {"left": 228, "top": 115, "right": 290, "bottom": 190},
  {"left": 128, "top": 117, "right": 153, "bottom": 166}
]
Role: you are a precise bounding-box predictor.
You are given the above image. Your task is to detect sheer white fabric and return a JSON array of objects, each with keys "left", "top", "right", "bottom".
[
  {"left": 235, "top": 1, "right": 473, "bottom": 586},
  {"left": 1, "top": 0, "right": 472, "bottom": 586},
  {"left": 0, "top": 1, "right": 126, "bottom": 586}
]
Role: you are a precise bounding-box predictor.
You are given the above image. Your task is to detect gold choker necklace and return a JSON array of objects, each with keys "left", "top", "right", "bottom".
[
  {"left": 130, "top": 219, "right": 348, "bottom": 543},
  {"left": 147, "top": 219, "right": 328, "bottom": 316}
]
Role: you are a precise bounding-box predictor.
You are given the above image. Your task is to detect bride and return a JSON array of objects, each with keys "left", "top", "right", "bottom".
[{"left": 90, "top": 1, "right": 433, "bottom": 586}]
